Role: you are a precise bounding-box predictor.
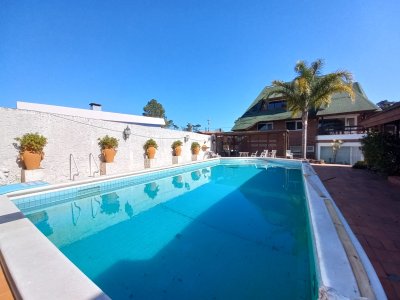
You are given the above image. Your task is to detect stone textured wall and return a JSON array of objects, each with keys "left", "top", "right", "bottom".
[{"left": 0, "top": 107, "right": 211, "bottom": 184}]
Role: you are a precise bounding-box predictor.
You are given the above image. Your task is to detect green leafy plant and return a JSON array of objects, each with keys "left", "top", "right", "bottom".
[
  {"left": 352, "top": 161, "right": 367, "bottom": 169},
  {"left": 15, "top": 133, "right": 47, "bottom": 153},
  {"left": 143, "top": 138, "right": 158, "bottom": 150},
  {"left": 191, "top": 142, "right": 200, "bottom": 151},
  {"left": 331, "top": 139, "right": 343, "bottom": 163},
  {"left": 98, "top": 135, "right": 119, "bottom": 149},
  {"left": 361, "top": 131, "right": 400, "bottom": 175},
  {"left": 171, "top": 140, "right": 183, "bottom": 149}
]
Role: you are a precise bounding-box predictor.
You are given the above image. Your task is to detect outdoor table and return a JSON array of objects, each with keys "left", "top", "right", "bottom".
[{"left": 239, "top": 152, "right": 249, "bottom": 157}]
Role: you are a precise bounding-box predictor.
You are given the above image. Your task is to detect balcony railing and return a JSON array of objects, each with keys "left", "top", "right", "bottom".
[{"left": 318, "top": 125, "right": 366, "bottom": 135}]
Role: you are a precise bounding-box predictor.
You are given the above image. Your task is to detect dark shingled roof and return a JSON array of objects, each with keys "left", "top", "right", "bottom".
[{"left": 232, "top": 82, "right": 378, "bottom": 131}]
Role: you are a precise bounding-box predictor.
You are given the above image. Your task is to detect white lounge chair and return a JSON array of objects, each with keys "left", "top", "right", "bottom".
[
  {"left": 259, "top": 150, "right": 268, "bottom": 158},
  {"left": 270, "top": 150, "right": 277, "bottom": 158},
  {"left": 286, "top": 150, "right": 293, "bottom": 159},
  {"left": 205, "top": 151, "right": 220, "bottom": 159},
  {"left": 250, "top": 151, "right": 258, "bottom": 157}
]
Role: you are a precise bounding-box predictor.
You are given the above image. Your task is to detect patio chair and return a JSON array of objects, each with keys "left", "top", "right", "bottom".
[
  {"left": 206, "top": 151, "right": 220, "bottom": 158},
  {"left": 286, "top": 150, "right": 293, "bottom": 159},
  {"left": 250, "top": 151, "right": 258, "bottom": 157},
  {"left": 270, "top": 150, "right": 277, "bottom": 158},
  {"left": 259, "top": 150, "right": 268, "bottom": 158}
]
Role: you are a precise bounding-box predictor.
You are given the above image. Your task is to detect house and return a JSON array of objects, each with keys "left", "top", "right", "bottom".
[
  {"left": 360, "top": 102, "right": 400, "bottom": 137},
  {"left": 230, "top": 82, "right": 379, "bottom": 164}
]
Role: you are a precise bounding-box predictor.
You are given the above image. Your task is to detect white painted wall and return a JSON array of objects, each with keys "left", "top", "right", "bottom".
[{"left": 0, "top": 107, "right": 211, "bottom": 184}]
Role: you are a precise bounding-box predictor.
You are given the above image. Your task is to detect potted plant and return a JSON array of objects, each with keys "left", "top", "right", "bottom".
[
  {"left": 98, "top": 135, "right": 119, "bottom": 163},
  {"left": 191, "top": 142, "right": 200, "bottom": 155},
  {"left": 144, "top": 139, "right": 158, "bottom": 159},
  {"left": 171, "top": 140, "right": 183, "bottom": 156},
  {"left": 15, "top": 132, "right": 47, "bottom": 170}
]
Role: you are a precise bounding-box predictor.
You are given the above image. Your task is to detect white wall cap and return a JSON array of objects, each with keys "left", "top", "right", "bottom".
[{"left": 17, "top": 101, "right": 165, "bottom": 126}]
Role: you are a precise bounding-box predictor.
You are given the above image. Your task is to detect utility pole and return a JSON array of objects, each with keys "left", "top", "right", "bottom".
[{"left": 207, "top": 119, "right": 210, "bottom": 132}]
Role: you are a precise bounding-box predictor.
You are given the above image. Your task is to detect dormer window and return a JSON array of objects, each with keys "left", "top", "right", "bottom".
[
  {"left": 267, "top": 100, "right": 287, "bottom": 111},
  {"left": 257, "top": 122, "right": 273, "bottom": 131},
  {"left": 258, "top": 99, "right": 287, "bottom": 112}
]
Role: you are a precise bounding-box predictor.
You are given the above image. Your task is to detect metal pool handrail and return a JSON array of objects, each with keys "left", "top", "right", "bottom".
[
  {"left": 70, "top": 154, "right": 80, "bottom": 181},
  {"left": 89, "top": 153, "right": 100, "bottom": 177}
]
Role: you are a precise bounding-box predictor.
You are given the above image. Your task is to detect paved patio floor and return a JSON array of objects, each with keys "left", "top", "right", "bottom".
[
  {"left": 0, "top": 264, "right": 13, "bottom": 300},
  {"left": 313, "top": 164, "right": 400, "bottom": 299}
]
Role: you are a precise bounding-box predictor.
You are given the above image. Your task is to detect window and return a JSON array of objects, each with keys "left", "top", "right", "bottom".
[
  {"left": 346, "top": 118, "right": 355, "bottom": 126},
  {"left": 257, "top": 122, "right": 273, "bottom": 131},
  {"left": 267, "top": 100, "right": 287, "bottom": 111},
  {"left": 290, "top": 145, "right": 314, "bottom": 154},
  {"left": 286, "top": 121, "right": 302, "bottom": 130}
]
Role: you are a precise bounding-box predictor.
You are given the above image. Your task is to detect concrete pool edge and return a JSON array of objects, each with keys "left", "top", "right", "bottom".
[
  {"left": 0, "top": 195, "right": 111, "bottom": 300},
  {"left": 302, "top": 162, "right": 387, "bottom": 299},
  {"left": 0, "top": 158, "right": 387, "bottom": 299}
]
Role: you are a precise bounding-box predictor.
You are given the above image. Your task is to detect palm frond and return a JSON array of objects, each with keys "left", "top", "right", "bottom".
[
  {"left": 295, "top": 61, "right": 307, "bottom": 75},
  {"left": 311, "top": 74, "right": 354, "bottom": 104},
  {"left": 333, "top": 69, "right": 353, "bottom": 83},
  {"left": 311, "top": 59, "right": 324, "bottom": 76}
]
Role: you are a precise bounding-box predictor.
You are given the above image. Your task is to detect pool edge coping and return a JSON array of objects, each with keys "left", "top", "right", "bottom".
[{"left": 302, "top": 162, "right": 387, "bottom": 300}]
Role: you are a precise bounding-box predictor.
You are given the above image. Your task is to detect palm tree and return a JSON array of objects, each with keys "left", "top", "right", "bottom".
[{"left": 264, "top": 59, "right": 354, "bottom": 159}]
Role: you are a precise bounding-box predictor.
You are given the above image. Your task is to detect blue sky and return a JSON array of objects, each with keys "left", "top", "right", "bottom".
[{"left": 1, "top": 0, "right": 399, "bottom": 131}]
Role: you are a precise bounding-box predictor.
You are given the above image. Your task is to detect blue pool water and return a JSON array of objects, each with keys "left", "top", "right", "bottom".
[{"left": 17, "top": 160, "right": 316, "bottom": 299}]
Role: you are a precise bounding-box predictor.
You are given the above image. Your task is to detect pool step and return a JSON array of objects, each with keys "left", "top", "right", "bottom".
[{"left": 76, "top": 186, "right": 101, "bottom": 199}]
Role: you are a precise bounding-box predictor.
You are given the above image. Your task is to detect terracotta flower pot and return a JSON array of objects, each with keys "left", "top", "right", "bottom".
[
  {"left": 147, "top": 146, "right": 156, "bottom": 159},
  {"left": 102, "top": 148, "right": 116, "bottom": 163},
  {"left": 21, "top": 151, "right": 43, "bottom": 170},
  {"left": 174, "top": 146, "right": 182, "bottom": 156},
  {"left": 192, "top": 147, "right": 200, "bottom": 155}
]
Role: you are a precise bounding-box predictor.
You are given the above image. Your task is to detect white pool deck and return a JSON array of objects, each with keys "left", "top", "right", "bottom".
[{"left": 0, "top": 158, "right": 387, "bottom": 299}]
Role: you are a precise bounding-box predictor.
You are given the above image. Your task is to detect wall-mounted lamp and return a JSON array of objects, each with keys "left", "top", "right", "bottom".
[
  {"left": 184, "top": 135, "right": 190, "bottom": 143},
  {"left": 123, "top": 126, "right": 131, "bottom": 140}
]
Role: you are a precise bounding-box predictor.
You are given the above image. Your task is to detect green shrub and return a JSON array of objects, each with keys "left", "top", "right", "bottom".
[
  {"left": 191, "top": 142, "right": 200, "bottom": 151},
  {"left": 360, "top": 131, "right": 400, "bottom": 175},
  {"left": 143, "top": 138, "right": 158, "bottom": 150},
  {"left": 171, "top": 140, "right": 183, "bottom": 149},
  {"left": 352, "top": 161, "right": 367, "bottom": 169},
  {"left": 15, "top": 132, "right": 47, "bottom": 153},
  {"left": 98, "top": 135, "right": 119, "bottom": 149}
]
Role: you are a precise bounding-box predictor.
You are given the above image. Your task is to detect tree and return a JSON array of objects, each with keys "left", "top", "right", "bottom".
[
  {"left": 264, "top": 59, "right": 354, "bottom": 159},
  {"left": 142, "top": 99, "right": 178, "bottom": 129},
  {"left": 165, "top": 119, "right": 179, "bottom": 130},
  {"left": 143, "top": 99, "right": 165, "bottom": 118},
  {"left": 183, "top": 123, "right": 201, "bottom": 132},
  {"left": 376, "top": 100, "right": 397, "bottom": 110}
]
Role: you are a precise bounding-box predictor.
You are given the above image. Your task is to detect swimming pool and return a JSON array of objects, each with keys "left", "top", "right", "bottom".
[
  {"left": 1, "top": 158, "right": 386, "bottom": 299},
  {"left": 13, "top": 159, "right": 315, "bottom": 299}
]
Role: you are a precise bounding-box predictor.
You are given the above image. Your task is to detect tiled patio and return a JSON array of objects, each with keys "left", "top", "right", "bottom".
[
  {"left": 0, "top": 264, "right": 13, "bottom": 300},
  {"left": 313, "top": 164, "right": 400, "bottom": 300}
]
